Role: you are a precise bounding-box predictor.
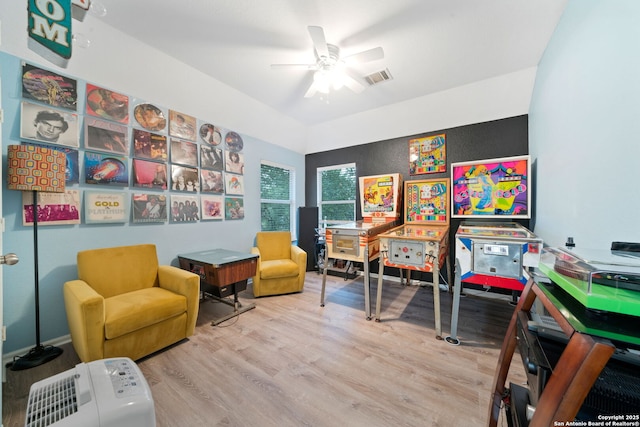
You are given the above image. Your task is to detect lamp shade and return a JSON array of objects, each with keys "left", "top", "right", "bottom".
[{"left": 7, "top": 145, "right": 66, "bottom": 193}]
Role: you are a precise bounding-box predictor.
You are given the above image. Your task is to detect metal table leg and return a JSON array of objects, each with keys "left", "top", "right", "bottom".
[{"left": 320, "top": 246, "right": 329, "bottom": 307}]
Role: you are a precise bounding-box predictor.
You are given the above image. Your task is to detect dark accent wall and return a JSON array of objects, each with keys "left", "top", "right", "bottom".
[{"left": 305, "top": 115, "right": 530, "bottom": 283}]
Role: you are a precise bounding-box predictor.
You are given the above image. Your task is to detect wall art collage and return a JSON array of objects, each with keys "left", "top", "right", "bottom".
[{"left": 18, "top": 62, "right": 245, "bottom": 226}]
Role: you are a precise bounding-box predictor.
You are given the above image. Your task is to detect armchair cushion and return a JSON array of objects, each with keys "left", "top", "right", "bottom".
[{"left": 259, "top": 259, "right": 300, "bottom": 280}]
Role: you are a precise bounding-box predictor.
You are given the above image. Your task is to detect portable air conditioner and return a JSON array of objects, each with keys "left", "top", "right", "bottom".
[{"left": 25, "top": 357, "right": 155, "bottom": 427}]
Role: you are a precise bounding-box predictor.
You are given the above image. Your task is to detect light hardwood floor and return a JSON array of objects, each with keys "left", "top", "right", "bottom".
[{"left": 3, "top": 272, "right": 525, "bottom": 427}]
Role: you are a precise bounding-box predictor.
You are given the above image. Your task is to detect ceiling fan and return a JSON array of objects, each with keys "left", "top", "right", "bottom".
[{"left": 271, "top": 26, "right": 384, "bottom": 98}]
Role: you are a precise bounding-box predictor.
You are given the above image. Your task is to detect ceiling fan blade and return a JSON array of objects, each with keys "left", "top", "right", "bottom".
[
  {"left": 343, "top": 47, "right": 384, "bottom": 64},
  {"left": 304, "top": 82, "right": 318, "bottom": 98},
  {"left": 343, "top": 71, "right": 366, "bottom": 94},
  {"left": 270, "top": 63, "right": 317, "bottom": 70},
  {"left": 308, "top": 26, "right": 329, "bottom": 59}
]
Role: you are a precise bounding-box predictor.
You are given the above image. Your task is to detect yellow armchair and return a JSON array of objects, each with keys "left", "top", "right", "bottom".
[
  {"left": 251, "top": 231, "right": 307, "bottom": 297},
  {"left": 63, "top": 244, "right": 200, "bottom": 362}
]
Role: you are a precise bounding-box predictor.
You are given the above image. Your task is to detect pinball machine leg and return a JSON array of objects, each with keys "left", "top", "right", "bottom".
[
  {"left": 375, "top": 255, "right": 385, "bottom": 322},
  {"left": 363, "top": 249, "right": 372, "bottom": 320},
  {"left": 320, "top": 247, "right": 330, "bottom": 307},
  {"left": 445, "top": 258, "right": 462, "bottom": 345},
  {"left": 433, "top": 263, "right": 443, "bottom": 340}
]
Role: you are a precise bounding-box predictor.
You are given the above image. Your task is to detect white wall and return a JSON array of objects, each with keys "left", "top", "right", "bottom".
[
  {"left": 529, "top": 0, "right": 640, "bottom": 249},
  {"left": 306, "top": 67, "right": 537, "bottom": 153}
]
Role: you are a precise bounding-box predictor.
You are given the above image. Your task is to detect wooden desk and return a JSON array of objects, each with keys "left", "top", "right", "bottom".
[{"left": 178, "top": 249, "right": 258, "bottom": 325}]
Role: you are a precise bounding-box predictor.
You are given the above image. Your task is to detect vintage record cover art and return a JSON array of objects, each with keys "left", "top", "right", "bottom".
[
  {"left": 225, "top": 197, "right": 244, "bottom": 220},
  {"left": 133, "top": 128, "right": 167, "bottom": 161},
  {"left": 21, "top": 101, "right": 79, "bottom": 148},
  {"left": 133, "top": 159, "right": 167, "bottom": 190},
  {"left": 84, "top": 151, "right": 128, "bottom": 186},
  {"left": 199, "top": 123, "right": 222, "bottom": 145},
  {"left": 409, "top": 133, "right": 446, "bottom": 175},
  {"left": 84, "top": 191, "right": 129, "bottom": 224},
  {"left": 132, "top": 193, "right": 167, "bottom": 223},
  {"left": 86, "top": 84, "right": 129, "bottom": 124},
  {"left": 170, "top": 138, "right": 198, "bottom": 167},
  {"left": 171, "top": 165, "right": 199, "bottom": 192},
  {"left": 225, "top": 173, "right": 244, "bottom": 195},
  {"left": 170, "top": 195, "right": 200, "bottom": 222},
  {"left": 22, "top": 62, "right": 77, "bottom": 110},
  {"left": 201, "top": 195, "right": 224, "bottom": 220},
  {"left": 201, "top": 170, "right": 224, "bottom": 193},
  {"left": 134, "top": 103, "right": 167, "bottom": 132},
  {"left": 200, "top": 145, "right": 224, "bottom": 170},
  {"left": 22, "top": 190, "right": 81, "bottom": 226},
  {"left": 168, "top": 110, "right": 197, "bottom": 141},
  {"left": 225, "top": 151, "right": 244, "bottom": 175},
  {"left": 225, "top": 131, "right": 244, "bottom": 152},
  {"left": 85, "top": 117, "right": 128, "bottom": 154}
]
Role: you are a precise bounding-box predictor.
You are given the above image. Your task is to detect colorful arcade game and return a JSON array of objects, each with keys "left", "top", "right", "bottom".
[
  {"left": 321, "top": 173, "right": 403, "bottom": 320},
  {"left": 375, "top": 178, "right": 451, "bottom": 339},
  {"left": 445, "top": 221, "right": 542, "bottom": 345}
]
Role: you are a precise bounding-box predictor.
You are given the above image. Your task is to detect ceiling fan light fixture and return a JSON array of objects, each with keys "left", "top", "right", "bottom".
[{"left": 313, "top": 71, "right": 331, "bottom": 94}]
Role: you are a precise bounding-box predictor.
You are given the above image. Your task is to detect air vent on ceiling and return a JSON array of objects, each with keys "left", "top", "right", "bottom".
[{"left": 364, "top": 69, "right": 393, "bottom": 86}]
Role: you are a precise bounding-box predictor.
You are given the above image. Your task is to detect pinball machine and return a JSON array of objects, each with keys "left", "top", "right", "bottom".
[
  {"left": 320, "top": 173, "right": 402, "bottom": 320},
  {"left": 375, "top": 177, "right": 451, "bottom": 339}
]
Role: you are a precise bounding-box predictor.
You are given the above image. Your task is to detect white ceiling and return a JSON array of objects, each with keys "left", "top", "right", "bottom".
[{"left": 97, "top": 0, "right": 567, "bottom": 127}]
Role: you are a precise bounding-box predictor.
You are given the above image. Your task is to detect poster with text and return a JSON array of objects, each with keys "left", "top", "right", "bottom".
[
  {"left": 22, "top": 190, "right": 80, "bottom": 226},
  {"left": 22, "top": 62, "right": 78, "bottom": 110},
  {"left": 84, "top": 191, "right": 129, "bottom": 224}
]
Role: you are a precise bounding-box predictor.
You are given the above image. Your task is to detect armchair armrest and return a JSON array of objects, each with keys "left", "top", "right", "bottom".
[
  {"left": 63, "top": 280, "right": 105, "bottom": 363},
  {"left": 250, "top": 247, "right": 262, "bottom": 287},
  {"left": 158, "top": 265, "right": 200, "bottom": 336},
  {"left": 291, "top": 245, "right": 307, "bottom": 287}
]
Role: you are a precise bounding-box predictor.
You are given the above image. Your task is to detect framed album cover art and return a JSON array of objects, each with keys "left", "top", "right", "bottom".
[
  {"left": 84, "top": 151, "right": 128, "bottom": 186},
  {"left": 201, "top": 170, "right": 224, "bottom": 193},
  {"left": 133, "top": 159, "right": 168, "bottom": 190},
  {"left": 84, "top": 191, "right": 129, "bottom": 224},
  {"left": 225, "top": 151, "right": 244, "bottom": 175},
  {"left": 170, "top": 138, "right": 198, "bottom": 167},
  {"left": 22, "top": 62, "right": 78, "bottom": 110},
  {"left": 133, "top": 102, "right": 167, "bottom": 132},
  {"left": 21, "top": 101, "right": 79, "bottom": 148},
  {"left": 225, "top": 197, "right": 244, "bottom": 220},
  {"left": 85, "top": 117, "right": 128, "bottom": 154},
  {"left": 170, "top": 165, "right": 199, "bottom": 192},
  {"left": 22, "top": 190, "right": 81, "bottom": 226},
  {"left": 200, "top": 145, "right": 224, "bottom": 170},
  {"left": 132, "top": 193, "right": 167, "bottom": 223},
  {"left": 201, "top": 195, "right": 224, "bottom": 220},
  {"left": 86, "top": 83, "right": 129, "bottom": 124},
  {"left": 133, "top": 128, "right": 167, "bottom": 162},
  {"left": 170, "top": 195, "right": 200, "bottom": 222},
  {"left": 168, "top": 110, "right": 197, "bottom": 141},
  {"left": 225, "top": 173, "right": 244, "bottom": 195},
  {"left": 199, "top": 122, "right": 222, "bottom": 145}
]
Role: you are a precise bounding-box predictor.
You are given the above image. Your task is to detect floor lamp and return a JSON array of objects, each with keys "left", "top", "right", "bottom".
[{"left": 7, "top": 144, "right": 66, "bottom": 371}]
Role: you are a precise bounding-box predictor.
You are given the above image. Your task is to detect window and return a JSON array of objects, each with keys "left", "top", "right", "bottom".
[
  {"left": 317, "top": 163, "right": 356, "bottom": 227},
  {"left": 260, "top": 161, "right": 295, "bottom": 234}
]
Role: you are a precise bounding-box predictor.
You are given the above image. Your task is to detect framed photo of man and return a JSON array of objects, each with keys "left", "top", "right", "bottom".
[{"left": 20, "top": 101, "right": 79, "bottom": 148}]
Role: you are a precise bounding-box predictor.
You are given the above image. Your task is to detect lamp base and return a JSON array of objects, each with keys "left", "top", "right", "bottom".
[{"left": 9, "top": 344, "right": 63, "bottom": 371}]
